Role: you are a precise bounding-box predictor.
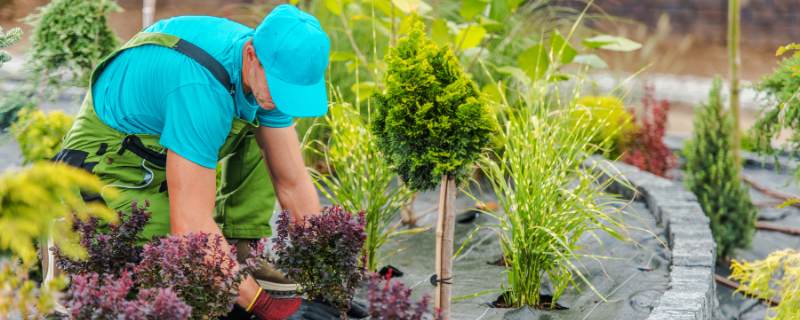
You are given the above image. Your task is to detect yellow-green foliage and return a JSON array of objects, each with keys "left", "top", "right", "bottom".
[
  {"left": 1, "top": 253, "right": 67, "bottom": 319},
  {"left": 0, "top": 163, "right": 116, "bottom": 318},
  {"left": 10, "top": 109, "right": 74, "bottom": 165},
  {"left": 371, "top": 14, "right": 497, "bottom": 192},
  {"left": 730, "top": 249, "right": 800, "bottom": 319},
  {"left": 573, "top": 95, "right": 633, "bottom": 159},
  {"left": 0, "top": 162, "right": 117, "bottom": 261}
]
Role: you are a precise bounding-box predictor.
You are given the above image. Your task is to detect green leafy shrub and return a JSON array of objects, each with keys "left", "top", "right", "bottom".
[
  {"left": 22, "top": 0, "right": 122, "bottom": 89},
  {"left": 371, "top": 14, "right": 496, "bottom": 192},
  {"left": 0, "top": 25, "right": 22, "bottom": 69},
  {"left": 729, "top": 248, "right": 800, "bottom": 319},
  {"left": 573, "top": 95, "right": 632, "bottom": 159},
  {"left": 751, "top": 52, "right": 800, "bottom": 175},
  {"left": 10, "top": 109, "right": 74, "bottom": 165},
  {"left": 683, "top": 75, "right": 757, "bottom": 262}
]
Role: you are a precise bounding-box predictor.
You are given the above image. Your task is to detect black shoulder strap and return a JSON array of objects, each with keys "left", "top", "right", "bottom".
[{"left": 172, "top": 39, "right": 235, "bottom": 97}]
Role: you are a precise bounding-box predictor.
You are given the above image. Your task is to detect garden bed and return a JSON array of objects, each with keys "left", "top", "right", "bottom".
[{"left": 315, "top": 171, "right": 675, "bottom": 319}]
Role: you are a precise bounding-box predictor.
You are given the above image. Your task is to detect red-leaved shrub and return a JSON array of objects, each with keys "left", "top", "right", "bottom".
[
  {"left": 134, "top": 232, "right": 267, "bottom": 319},
  {"left": 365, "top": 271, "right": 441, "bottom": 320},
  {"left": 54, "top": 200, "right": 151, "bottom": 278},
  {"left": 66, "top": 270, "right": 192, "bottom": 320},
  {"left": 621, "top": 83, "right": 677, "bottom": 178},
  {"left": 273, "top": 206, "right": 368, "bottom": 313}
]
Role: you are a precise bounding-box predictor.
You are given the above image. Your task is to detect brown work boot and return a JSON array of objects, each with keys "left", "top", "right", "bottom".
[{"left": 233, "top": 240, "right": 300, "bottom": 297}]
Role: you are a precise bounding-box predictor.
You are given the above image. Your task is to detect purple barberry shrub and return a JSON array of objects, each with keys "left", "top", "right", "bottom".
[
  {"left": 273, "top": 206, "right": 368, "bottom": 312},
  {"left": 66, "top": 270, "right": 191, "bottom": 320},
  {"left": 54, "top": 200, "right": 152, "bottom": 278},
  {"left": 365, "top": 271, "right": 441, "bottom": 320},
  {"left": 134, "top": 232, "right": 267, "bottom": 319}
]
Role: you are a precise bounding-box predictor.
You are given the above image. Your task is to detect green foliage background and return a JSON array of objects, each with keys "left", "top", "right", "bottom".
[
  {"left": 22, "top": 0, "right": 122, "bottom": 89},
  {"left": 573, "top": 95, "right": 633, "bottom": 159},
  {"left": 683, "top": 75, "right": 757, "bottom": 261},
  {"left": 371, "top": 15, "right": 496, "bottom": 192}
]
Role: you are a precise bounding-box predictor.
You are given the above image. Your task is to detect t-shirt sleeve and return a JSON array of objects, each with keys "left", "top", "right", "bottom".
[
  {"left": 160, "top": 84, "right": 234, "bottom": 169},
  {"left": 255, "top": 107, "right": 293, "bottom": 128}
]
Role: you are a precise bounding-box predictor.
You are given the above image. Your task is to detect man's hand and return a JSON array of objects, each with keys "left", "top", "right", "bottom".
[
  {"left": 165, "top": 150, "right": 261, "bottom": 308},
  {"left": 254, "top": 125, "right": 321, "bottom": 221}
]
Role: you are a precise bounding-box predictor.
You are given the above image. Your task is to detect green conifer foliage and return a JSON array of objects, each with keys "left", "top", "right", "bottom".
[
  {"left": 0, "top": 26, "right": 22, "bottom": 69},
  {"left": 683, "top": 75, "right": 757, "bottom": 261},
  {"left": 371, "top": 14, "right": 496, "bottom": 192},
  {"left": 23, "top": 0, "right": 122, "bottom": 88}
]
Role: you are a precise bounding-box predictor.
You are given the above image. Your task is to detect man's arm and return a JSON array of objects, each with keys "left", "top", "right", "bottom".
[
  {"left": 253, "top": 125, "right": 320, "bottom": 221},
  {"left": 165, "top": 150, "right": 261, "bottom": 307}
]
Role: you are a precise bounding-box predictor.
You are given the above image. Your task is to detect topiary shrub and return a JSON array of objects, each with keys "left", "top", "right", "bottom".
[
  {"left": 10, "top": 109, "right": 74, "bottom": 165},
  {"left": 371, "top": 14, "right": 496, "bottom": 192},
  {"left": 573, "top": 95, "right": 633, "bottom": 159},
  {"left": 683, "top": 75, "right": 757, "bottom": 262}
]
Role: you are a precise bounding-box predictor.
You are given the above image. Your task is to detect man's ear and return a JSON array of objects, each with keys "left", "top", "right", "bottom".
[{"left": 244, "top": 40, "right": 258, "bottom": 64}]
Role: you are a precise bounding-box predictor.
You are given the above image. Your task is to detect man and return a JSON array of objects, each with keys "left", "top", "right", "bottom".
[{"left": 48, "top": 5, "right": 352, "bottom": 320}]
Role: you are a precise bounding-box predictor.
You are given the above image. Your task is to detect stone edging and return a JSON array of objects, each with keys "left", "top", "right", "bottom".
[{"left": 588, "top": 155, "right": 720, "bottom": 320}]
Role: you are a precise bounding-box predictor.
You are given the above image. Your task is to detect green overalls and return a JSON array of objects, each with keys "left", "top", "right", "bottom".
[{"left": 54, "top": 32, "right": 277, "bottom": 242}]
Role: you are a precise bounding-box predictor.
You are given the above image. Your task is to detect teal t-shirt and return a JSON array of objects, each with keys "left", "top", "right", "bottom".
[{"left": 92, "top": 16, "right": 293, "bottom": 169}]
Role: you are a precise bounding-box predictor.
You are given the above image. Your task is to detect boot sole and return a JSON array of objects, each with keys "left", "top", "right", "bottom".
[{"left": 256, "top": 279, "right": 301, "bottom": 297}]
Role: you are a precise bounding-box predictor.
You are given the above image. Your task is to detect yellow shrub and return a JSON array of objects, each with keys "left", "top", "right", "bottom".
[
  {"left": 573, "top": 96, "right": 634, "bottom": 159},
  {"left": 10, "top": 109, "right": 74, "bottom": 165},
  {"left": 730, "top": 249, "right": 800, "bottom": 319}
]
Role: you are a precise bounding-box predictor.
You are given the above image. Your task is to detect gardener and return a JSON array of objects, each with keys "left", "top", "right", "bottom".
[{"left": 48, "top": 5, "right": 356, "bottom": 320}]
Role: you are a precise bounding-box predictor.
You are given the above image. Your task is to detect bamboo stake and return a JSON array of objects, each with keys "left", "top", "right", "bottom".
[
  {"left": 756, "top": 221, "right": 800, "bottom": 236},
  {"left": 434, "top": 175, "right": 456, "bottom": 319},
  {"left": 728, "top": 0, "right": 742, "bottom": 165}
]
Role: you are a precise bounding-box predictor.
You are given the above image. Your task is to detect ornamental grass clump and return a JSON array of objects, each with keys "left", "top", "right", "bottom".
[
  {"left": 272, "top": 206, "right": 367, "bottom": 313},
  {"left": 477, "top": 30, "right": 640, "bottom": 307},
  {"left": 683, "top": 75, "right": 757, "bottom": 262},
  {"left": 729, "top": 249, "right": 800, "bottom": 319},
  {"left": 365, "top": 271, "right": 441, "bottom": 320},
  {"left": 308, "top": 90, "right": 421, "bottom": 273},
  {"left": 371, "top": 14, "right": 496, "bottom": 192},
  {"left": 135, "top": 232, "right": 267, "bottom": 319},
  {"left": 66, "top": 270, "right": 192, "bottom": 320}
]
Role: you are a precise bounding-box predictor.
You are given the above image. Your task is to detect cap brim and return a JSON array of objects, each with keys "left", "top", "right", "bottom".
[{"left": 265, "top": 72, "right": 328, "bottom": 118}]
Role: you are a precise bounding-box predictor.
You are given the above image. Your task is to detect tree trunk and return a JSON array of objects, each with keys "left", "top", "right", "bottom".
[
  {"left": 728, "top": 0, "right": 741, "bottom": 165},
  {"left": 434, "top": 175, "right": 456, "bottom": 319}
]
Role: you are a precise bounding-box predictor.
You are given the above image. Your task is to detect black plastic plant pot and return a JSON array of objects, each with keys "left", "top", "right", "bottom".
[
  {"left": 378, "top": 265, "right": 404, "bottom": 278},
  {"left": 490, "top": 292, "right": 569, "bottom": 310}
]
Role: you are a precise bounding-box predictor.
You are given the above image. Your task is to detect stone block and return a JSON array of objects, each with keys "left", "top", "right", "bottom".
[
  {"left": 668, "top": 266, "right": 715, "bottom": 318},
  {"left": 672, "top": 240, "right": 716, "bottom": 268},
  {"left": 666, "top": 222, "right": 713, "bottom": 247},
  {"left": 664, "top": 206, "right": 709, "bottom": 229},
  {"left": 654, "top": 290, "right": 709, "bottom": 319}
]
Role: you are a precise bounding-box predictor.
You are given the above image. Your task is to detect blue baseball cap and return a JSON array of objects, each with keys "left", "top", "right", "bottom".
[{"left": 253, "top": 5, "right": 330, "bottom": 117}]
